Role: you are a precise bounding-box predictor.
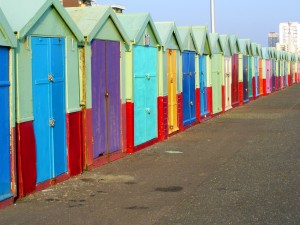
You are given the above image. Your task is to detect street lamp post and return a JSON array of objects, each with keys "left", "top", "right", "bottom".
[{"left": 211, "top": 0, "right": 215, "bottom": 33}]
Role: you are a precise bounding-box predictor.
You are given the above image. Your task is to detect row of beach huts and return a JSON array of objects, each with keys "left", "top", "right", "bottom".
[{"left": 0, "top": 0, "right": 299, "bottom": 208}]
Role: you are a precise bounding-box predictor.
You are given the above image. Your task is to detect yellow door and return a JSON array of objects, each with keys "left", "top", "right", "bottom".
[{"left": 167, "top": 50, "right": 178, "bottom": 134}]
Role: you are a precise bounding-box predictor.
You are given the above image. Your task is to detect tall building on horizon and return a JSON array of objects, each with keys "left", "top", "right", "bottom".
[
  {"left": 279, "top": 22, "right": 300, "bottom": 53},
  {"left": 268, "top": 32, "right": 279, "bottom": 48}
]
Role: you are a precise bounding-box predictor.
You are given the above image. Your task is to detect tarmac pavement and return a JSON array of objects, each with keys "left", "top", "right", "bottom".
[{"left": 0, "top": 85, "right": 300, "bottom": 225}]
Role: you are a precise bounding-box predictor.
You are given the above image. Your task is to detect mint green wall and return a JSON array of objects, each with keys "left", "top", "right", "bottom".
[
  {"left": 94, "top": 17, "right": 123, "bottom": 41},
  {"left": 167, "top": 34, "right": 180, "bottom": 50},
  {"left": 9, "top": 48, "right": 15, "bottom": 127},
  {"left": 136, "top": 24, "right": 159, "bottom": 47},
  {"left": 16, "top": 7, "right": 81, "bottom": 123}
]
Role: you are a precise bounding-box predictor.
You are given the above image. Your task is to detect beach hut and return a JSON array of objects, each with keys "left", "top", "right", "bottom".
[
  {"left": 0, "top": 0, "right": 84, "bottom": 197},
  {"left": 220, "top": 34, "right": 232, "bottom": 111},
  {"left": 229, "top": 35, "right": 240, "bottom": 107},
  {"left": 155, "top": 22, "right": 183, "bottom": 138},
  {"left": 117, "top": 13, "right": 162, "bottom": 152},
  {"left": 192, "top": 26, "right": 211, "bottom": 120},
  {"left": 209, "top": 33, "right": 224, "bottom": 115},
  {"left": 0, "top": 8, "right": 17, "bottom": 207},
  {"left": 262, "top": 47, "right": 271, "bottom": 95},
  {"left": 66, "top": 6, "right": 130, "bottom": 168},
  {"left": 178, "top": 26, "right": 198, "bottom": 127},
  {"left": 238, "top": 39, "right": 251, "bottom": 103}
]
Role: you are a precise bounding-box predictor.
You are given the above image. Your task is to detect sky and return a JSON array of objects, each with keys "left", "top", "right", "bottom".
[{"left": 96, "top": 0, "right": 300, "bottom": 47}]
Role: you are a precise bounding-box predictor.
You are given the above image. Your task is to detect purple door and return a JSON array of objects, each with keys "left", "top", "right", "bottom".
[{"left": 92, "top": 40, "right": 121, "bottom": 158}]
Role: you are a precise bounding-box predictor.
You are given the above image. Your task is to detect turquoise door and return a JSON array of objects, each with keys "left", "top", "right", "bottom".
[
  {"left": 200, "top": 55, "right": 208, "bottom": 116},
  {"left": 133, "top": 45, "right": 157, "bottom": 146},
  {"left": 0, "top": 46, "right": 12, "bottom": 200},
  {"left": 32, "top": 37, "right": 67, "bottom": 184}
]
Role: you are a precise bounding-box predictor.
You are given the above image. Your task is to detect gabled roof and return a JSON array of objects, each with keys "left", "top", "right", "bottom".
[
  {"left": 208, "top": 33, "right": 223, "bottom": 54},
  {"left": 229, "top": 34, "right": 240, "bottom": 54},
  {"left": 66, "top": 6, "right": 129, "bottom": 44},
  {"left": 117, "top": 13, "right": 162, "bottom": 45},
  {"left": 177, "top": 26, "right": 198, "bottom": 52},
  {"left": 262, "top": 47, "right": 270, "bottom": 59},
  {"left": 0, "top": 8, "right": 17, "bottom": 47},
  {"left": 238, "top": 39, "right": 251, "bottom": 55},
  {"left": 0, "top": 0, "right": 84, "bottom": 41},
  {"left": 251, "top": 43, "right": 260, "bottom": 56},
  {"left": 192, "top": 26, "right": 211, "bottom": 55},
  {"left": 269, "top": 47, "right": 276, "bottom": 59},
  {"left": 154, "top": 22, "right": 183, "bottom": 52},
  {"left": 220, "top": 34, "right": 232, "bottom": 57},
  {"left": 257, "top": 44, "right": 262, "bottom": 58}
]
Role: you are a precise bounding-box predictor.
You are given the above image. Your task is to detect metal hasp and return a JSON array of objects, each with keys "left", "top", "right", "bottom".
[
  {"left": 49, "top": 118, "right": 55, "bottom": 127},
  {"left": 48, "top": 73, "right": 54, "bottom": 82}
]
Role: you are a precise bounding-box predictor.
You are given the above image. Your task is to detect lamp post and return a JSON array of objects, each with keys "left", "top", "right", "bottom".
[{"left": 211, "top": 0, "right": 215, "bottom": 33}]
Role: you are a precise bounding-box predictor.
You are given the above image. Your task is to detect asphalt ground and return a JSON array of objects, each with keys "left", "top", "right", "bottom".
[{"left": 1, "top": 84, "right": 300, "bottom": 225}]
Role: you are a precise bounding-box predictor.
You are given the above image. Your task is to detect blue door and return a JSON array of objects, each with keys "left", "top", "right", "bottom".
[
  {"left": 133, "top": 45, "right": 157, "bottom": 146},
  {"left": 254, "top": 57, "right": 259, "bottom": 96},
  {"left": 32, "top": 37, "right": 67, "bottom": 184},
  {"left": 243, "top": 56, "right": 249, "bottom": 102},
  {"left": 182, "top": 51, "right": 196, "bottom": 126},
  {"left": 199, "top": 55, "right": 208, "bottom": 116},
  {"left": 0, "top": 46, "right": 12, "bottom": 201}
]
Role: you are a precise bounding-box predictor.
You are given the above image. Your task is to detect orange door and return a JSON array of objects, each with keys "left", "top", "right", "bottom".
[{"left": 167, "top": 50, "right": 178, "bottom": 134}]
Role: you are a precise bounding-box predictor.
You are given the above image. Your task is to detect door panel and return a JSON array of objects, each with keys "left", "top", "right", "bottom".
[
  {"left": 134, "top": 46, "right": 157, "bottom": 146},
  {"left": 0, "top": 46, "right": 12, "bottom": 199},
  {"left": 200, "top": 55, "right": 208, "bottom": 116},
  {"left": 32, "top": 37, "right": 66, "bottom": 183},
  {"left": 243, "top": 56, "right": 249, "bottom": 101},
  {"left": 107, "top": 41, "right": 121, "bottom": 153},
  {"left": 248, "top": 57, "right": 253, "bottom": 98},
  {"left": 91, "top": 40, "right": 106, "bottom": 157},
  {"left": 92, "top": 40, "right": 122, "bottom": 156},
  {"left": 212, "top": 54, "right": 222, "bottom": 114},
  {"left": 231, "top": 54, "right": 239, "bottom": 105},
  {"left": 225, "top": 57, "right": 231, "bottom": 109},
  {"left": 182, "top": 51, "right": 196, "bottom": 126},
  {"left": 51, "top": 38, "right": 67, "bottom": 177},
  {"left": 167, "top": 50, "right": 178, "bottom": 134}
]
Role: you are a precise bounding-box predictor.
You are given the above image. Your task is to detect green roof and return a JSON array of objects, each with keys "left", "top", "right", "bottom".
[
  {"left": 117, "top": 13, "right": 162, "bottom": 45},
  {"left": 208, "top": 33, "right": 223, "bottom": 54},
  {"left": 0, "top": 8, "right": 17, "bottom": 47},
  {"left": 0, "top": 0, "right": 84, "bottom": 41},
  {"left": 220, "top": 34, "right": 232, "bottom": 57},
  {"left": 177, "top": 26, "right": 198, "bottom": 52},
  {"left": 229, "top": 34, "right": 240, "bottom": 54},
  {"left": 262, "top": 47, "right": 270, "bottom": 59},
  {"left": 154, "top": 21, "right": 183, "bottom": 52},
  {"left": 192, "top": 26, "right": 211, "bottom": 55},
  {"left": 66, "top": 6, "right": 129, "bottom": 44},
  {"left": 238, "top": 39, "right": 251, "bottom": 55}
]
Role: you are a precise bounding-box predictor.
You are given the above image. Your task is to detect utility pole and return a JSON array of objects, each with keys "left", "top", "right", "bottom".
[{"left": 211, "top": 0, "right": 215, "bottom": 33}]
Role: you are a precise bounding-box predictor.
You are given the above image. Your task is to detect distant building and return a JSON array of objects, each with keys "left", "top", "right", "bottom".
[
  {"left": 268, "top": 32, "right": 279, "bottom": 48},
  {"left": 279, "top": 22, "right": 300, "bottom": 53},
  {"left": 61, "top": 0, "right": 97, "bottom": 7}
]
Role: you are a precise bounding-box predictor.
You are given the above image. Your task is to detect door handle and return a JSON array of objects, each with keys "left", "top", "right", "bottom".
[
  {"left": 146, "top": 74, "right": 151, "bottom": 80},
  {"left": 189, "top": 101, "right": 193, "bottom": 106},
  {"left": 49, "top": 118, "right": 55, "bottom": 127},
  {"left": 145, "top": 108, "right": 151, "bottom": 114}
]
